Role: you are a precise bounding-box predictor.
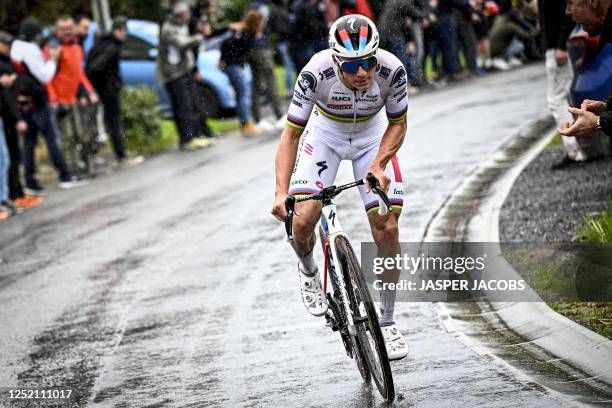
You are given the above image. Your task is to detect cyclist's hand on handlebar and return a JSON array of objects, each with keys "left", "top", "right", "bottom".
[
  {"left": 366, "top": 165, "right": 391, "bottom": 193},
  {"left": 271, "top": 193, "right": 289, "bottom": 222},
  {"left": 272, "top": 193, "right": 301, "bottom": 222}
]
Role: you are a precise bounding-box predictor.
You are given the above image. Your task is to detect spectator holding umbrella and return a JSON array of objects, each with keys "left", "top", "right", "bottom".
[
  {"left": 11, "top": 17, "right": 83, "bottom": 195},
  {"left": 158, "top": 2, "right": 213, "bottom": 150}
]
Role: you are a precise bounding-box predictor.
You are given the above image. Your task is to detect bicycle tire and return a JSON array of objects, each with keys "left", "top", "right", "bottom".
[{"left": 334, "top": 236, "right": 395, "bottom": 402}]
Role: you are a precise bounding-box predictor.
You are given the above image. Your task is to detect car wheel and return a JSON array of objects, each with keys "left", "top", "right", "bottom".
[{"left": 198, "top": 83, "right": 220, "bottom": 119}]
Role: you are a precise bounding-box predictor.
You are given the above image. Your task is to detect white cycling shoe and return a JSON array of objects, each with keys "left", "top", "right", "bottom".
[
  {"left": 298, "top": 264, "right": 328, "bottom": 317},
  {"left": 381, "top": 324, "right": 408, "bottom": 361}
]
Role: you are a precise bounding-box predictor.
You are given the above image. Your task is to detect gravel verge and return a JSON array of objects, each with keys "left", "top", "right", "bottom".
[{"left": 500, "top": 145, "right": 612, "bottom": 242}]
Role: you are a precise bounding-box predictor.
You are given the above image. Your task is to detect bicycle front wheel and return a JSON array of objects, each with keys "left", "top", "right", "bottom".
[{"left": 334, "top": 236, "right": 395, "bottom": 402}]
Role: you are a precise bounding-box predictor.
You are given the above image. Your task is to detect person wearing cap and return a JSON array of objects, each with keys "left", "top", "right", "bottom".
[
  {"left": 0, "top": 31, "right": 43, "bottom": 213},
  {"left": 44, "top": 15, "right": 98, "bottom": 177},
  {"left": 86, "top": 16, "right": 139, "bottom": 166},
  {"left": 10, "top": 17, "right": 84, "bottom": 195},
  {"left": 158, "top": 2, "right": 213, "bottom": 150}
]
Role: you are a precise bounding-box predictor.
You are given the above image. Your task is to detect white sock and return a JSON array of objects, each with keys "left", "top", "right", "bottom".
[
  {"left": 298, "top": 250, "right": 317, "bottom": 275},
  {"left": 379, "top": 289, "right": 397, "bottom": 326}
]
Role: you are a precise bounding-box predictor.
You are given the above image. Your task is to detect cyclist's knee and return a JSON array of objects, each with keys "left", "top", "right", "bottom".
[
  {"left": 292, "top": 202, "right": 321, "bottom": 241},
  {"left": 293, "top": 215, "right": 317, "bottom": 240},
  {"left": 369, "top": 215, "right": 399, "bottom": 243}
]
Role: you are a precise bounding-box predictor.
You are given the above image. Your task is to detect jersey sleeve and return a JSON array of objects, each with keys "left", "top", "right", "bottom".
[
  {"left": 286, "top": 62, "right": 319, "bottom": 131},
  {"left": 385, "top": 65, "right": 408, "bottom": 123}
]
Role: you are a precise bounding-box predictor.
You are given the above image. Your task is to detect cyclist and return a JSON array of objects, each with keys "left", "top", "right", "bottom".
[{"left": 271, "top": 15, "right": 409, "bottom": 360}]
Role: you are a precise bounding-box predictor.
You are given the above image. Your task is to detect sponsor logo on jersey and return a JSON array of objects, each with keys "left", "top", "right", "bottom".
[
  {"left": 331, "top": 95, "right": 351, "bottom": 102},
  {"left": 316, "top": 161, "right": 328, "bottom": 177},
  {"left": 327, "top": 104, "right": 352, "bottom": 110},
  {"left": 392, "top": 89, "right": 406, "bottom": 98},
  {"left": 391, "top": 66, "right": 407, "bottom": 89},
  {"left": 291, "top": 99, "right": 303, "bottom": 108},
  {"left": 322, "top": 67, "right": 335, "bottom": 80},
  {"left": 393, "top": 188, "right": 404, "bottom": 195},
  {"left": 356, "top": 95, "right": 379, "bottom": 103},
  {"left": 304, "top": 142, "right": 314, "bottom": 155},
  {"left": 316, "top": 181, "right": 324, "bottom": 189},
  {"left": 293, "top": 90, "right": 312, "bottom": 102},
  {"left": 378, "top": 65, "right": 391, "bottom": 79},
  {"left": 297, "top": 71, "right": 317, "bottom": 94},
  {"left": 291, "top": 179, "right": 308, "bottom": 185}
]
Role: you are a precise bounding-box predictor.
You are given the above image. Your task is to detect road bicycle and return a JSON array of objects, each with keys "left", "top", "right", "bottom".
[{"left": 284, "top": 173, "right": 395, "bottom": 402}]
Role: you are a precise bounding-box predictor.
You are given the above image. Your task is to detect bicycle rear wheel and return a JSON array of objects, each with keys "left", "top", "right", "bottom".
[{"left": 334, "top": 236, "right": 395, "bottom": 402}]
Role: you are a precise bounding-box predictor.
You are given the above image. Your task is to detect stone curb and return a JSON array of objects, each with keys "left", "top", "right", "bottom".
[{"left": 423, "top": 113, "right": 612, "bottom": 392}]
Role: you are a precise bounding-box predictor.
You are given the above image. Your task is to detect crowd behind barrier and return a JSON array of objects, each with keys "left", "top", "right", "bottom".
[{"left": 0, "top": 0, "right": 610, "bottom": 221}]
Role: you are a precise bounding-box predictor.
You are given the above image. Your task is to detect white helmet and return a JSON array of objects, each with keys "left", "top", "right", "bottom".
[{"left": 328, "top": 14, "right": 379, "bottom": 58}]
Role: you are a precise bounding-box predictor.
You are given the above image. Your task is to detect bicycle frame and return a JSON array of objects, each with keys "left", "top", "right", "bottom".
[{"left": 320, "top": 204, "right": 358, "bottom": 337}]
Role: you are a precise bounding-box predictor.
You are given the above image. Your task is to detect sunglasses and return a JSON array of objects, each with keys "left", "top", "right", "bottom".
[{"left": 336, "top": 55, "right": 378, "bottom": 74}]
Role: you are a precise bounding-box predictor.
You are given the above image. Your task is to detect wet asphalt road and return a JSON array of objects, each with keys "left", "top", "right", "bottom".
[{"left": 0, "top": 65, "right": 592, "bottom": 407}]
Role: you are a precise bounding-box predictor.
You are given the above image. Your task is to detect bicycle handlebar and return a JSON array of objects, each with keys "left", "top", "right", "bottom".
[{"left": 284, "top": 173, "right": 392, "bottom": 241}]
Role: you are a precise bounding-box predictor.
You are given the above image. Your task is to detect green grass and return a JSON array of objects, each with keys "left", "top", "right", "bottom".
[
  {"left": 578, "top": 198, "right": 612, "bottom": 243},
  {"left": 274, "top": 66, "right": 291, "bottom": 97},
  {"left": 546, "top": 133, "right": 563, "bottom": 149},
  {"left": 550, "top": 302, "right": 611, "bottom": 339},
  {"left": 503, "top": 199, "right": 612, "bottom": 339},
  {"left": 161, "top": 119, "right": 240, "bottom": 142}
]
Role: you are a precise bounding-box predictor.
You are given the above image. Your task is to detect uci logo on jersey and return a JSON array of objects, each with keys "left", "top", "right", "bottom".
[{"left": 332, "top": 95, "right": 350, "bottom": 102}]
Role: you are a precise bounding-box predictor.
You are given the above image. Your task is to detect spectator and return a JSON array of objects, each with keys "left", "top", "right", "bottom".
[
  {"left": 45, "top": 15, "right": 98, "bottom": 177},
  {"left": 378, "top": 0, "right": 425, "bottom": 87},
  {"left": 75, "top": 15, "right": 92, "bottom": 47},
  {"left": 472, "top": 0, "right": 494, "bottom": 71},
  {"left": 87, "top": 16, "right": 143, "bottom": 165},
  {"left": 269, "top": 0, "right": 297, "bottom": 97},
  {"left": 74, "top": 15, "right": 101, "bottom": 174},
  {"left": 538, "top": 0, "right": 586, "bottom": 167},
  {"left": 435, "top": 0, "right": 462, "bottom": 80},
  {"left": 489, "top": 9, "right": 538, "bottom": 69},
  {"left": 453, "top": 0, "right": 478, "bottom": 74},
  {"left": 187, "top": 0, "right": 216, "bottom": 139},
  {"left": 547, "top": 0, "right": 612, "bottom": 139},
  {"left": 565, "top": 0, "right": 612, "bottom": 44},
  {"left": 248, "top": 0, "right": 285, "bottom": 128},
  {"left": 11, "top": 17, "right": 83, "bottom": 195},
  {"left": 0, "top": 89, "right": 10, "bottom": 219},
  {"left": 289, "top": 0, "right": 328, "bottom": 72},
  {"left": 219, "top": 11, "right": 262, "bottom": 135},
  {"left": 421, "top": 0, "right": 443, "bottom": 82},
  {"left": 558, "top": 97, "right": 612, "bottom": 137},
  {"left": 0, "top": 31, "right": 42, "bottom": 210},
  {"left": 158, "top": 2, "right": 213, "bottom": 150}
]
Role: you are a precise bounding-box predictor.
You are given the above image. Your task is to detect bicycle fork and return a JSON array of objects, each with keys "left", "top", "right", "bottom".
[{"left": 321, "top": 205, "right": 358, "bottom": 337}]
